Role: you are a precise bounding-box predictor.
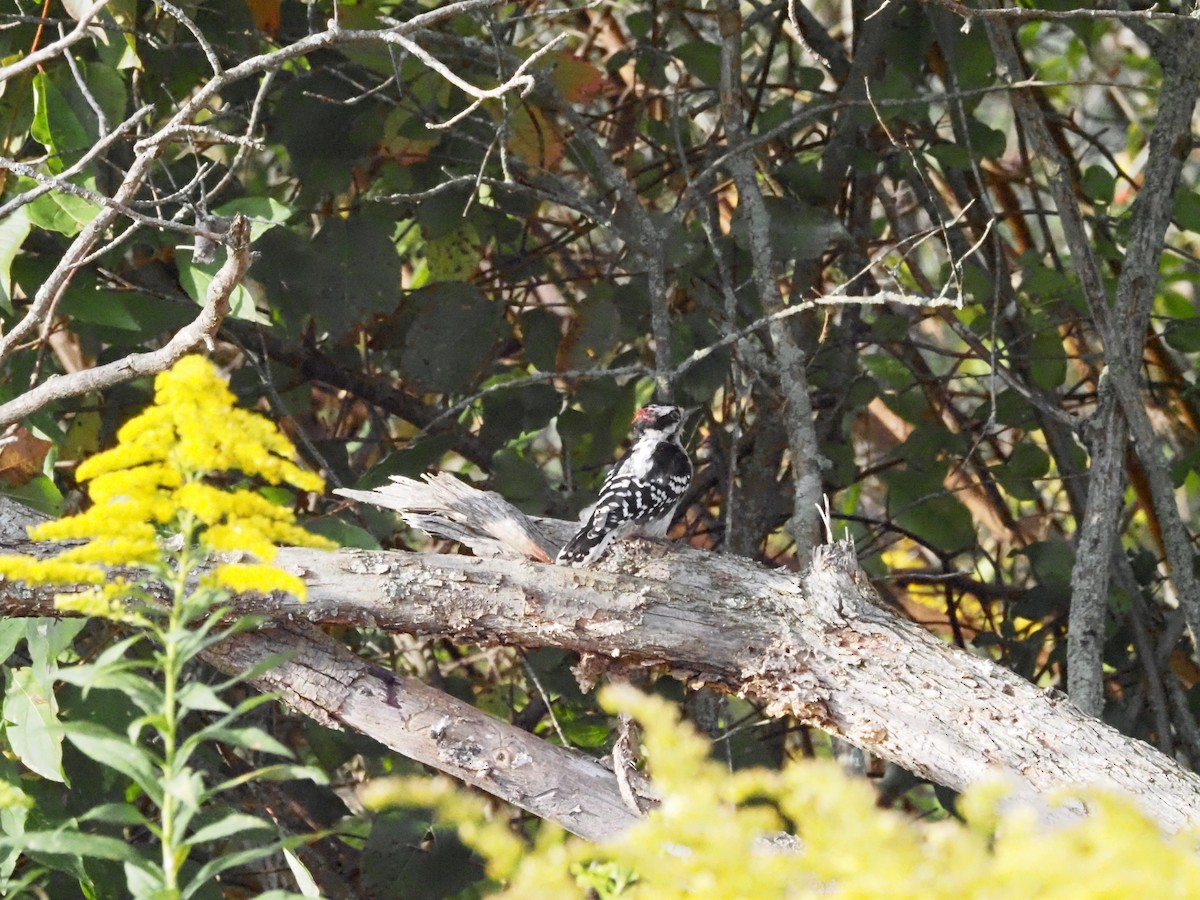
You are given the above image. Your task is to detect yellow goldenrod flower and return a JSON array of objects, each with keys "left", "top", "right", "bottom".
[
  {"left": 54, "top": 537, "right": 160, "bottom": 566},
  {"left": 0, "top": 355, "right": 333, "bottom": 602},
  {"left": 208, "top": 562, "right": 308, "bottom": 598},
  {"left": 0, "top": 554, "right": 106, "bottom": 586},
  {"left": 364, "top": 687, "right": 1200, "bottom": 900},
  {"left": 53, "top": 582, "right": 147, "bottom": 625}
]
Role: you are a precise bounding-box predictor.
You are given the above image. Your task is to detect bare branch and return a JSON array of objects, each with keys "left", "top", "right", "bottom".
[
  {"left": 0, "top": 105, "right": 152, "bottom": 221},
  {"left": 204, "top": 621, "right": 643, "bottom": 842},
  {"left": 317, "top": 479, "right": 1200, "bottom": 831},
  {"left": 0, "top": 0, "right": 512, "bottom": 392},
  {"left": 0, "top": 0, "right": 112, "bottom": 83},
  {"left": 0, "top": 216, "right": 252, "bottom": 427},
  {"left": 154, "top": 0, "right": 223, "bottom": 76},
  {"left": 336, "top": 473, "right": 557, "bottom": 563},
  {"left": 387, "top": 31, "right": 567, "bottom": 129},
  {"left": 7, "top": 484, "right": 1200, "bottom": 835},
  {"left": 715, "top": 0, "right": 825, "bottom": 566},
  {"left": 930, "top": 0, "right": 1194, "bottom": 26},
  {"left": 0, "top": 158, "right": 226, "bottom": 240}
]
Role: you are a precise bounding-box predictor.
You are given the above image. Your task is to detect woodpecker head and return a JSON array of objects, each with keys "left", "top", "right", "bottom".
[{"left": 632, "top": 404, "right": 685, "bottom": 438}]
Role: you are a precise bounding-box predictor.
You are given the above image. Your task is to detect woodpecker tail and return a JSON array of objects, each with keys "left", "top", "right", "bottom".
[{"left": 555, "top": 513, "right": 613, "bottom": 566}]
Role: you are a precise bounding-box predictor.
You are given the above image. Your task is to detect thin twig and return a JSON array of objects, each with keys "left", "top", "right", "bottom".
[
  {"left": 0, "top": 0, "right": 112, "bottom": 83},
  {"left": 154, "top": 0, "right": 223, "bottom": 75},
  {"left": 387, "top": 32, "right": 567, "bottom": 130},
  {"left": 0, "top": 158, "right": 227, "bottom": 241},
  {"left": 0, "top": 217, "right": 252, "bottom": 427},
  {"left": 0, "top": 105, "right": 152, "bottom": 221}
]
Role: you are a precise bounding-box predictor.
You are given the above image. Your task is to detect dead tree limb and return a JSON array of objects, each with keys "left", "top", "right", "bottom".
[
  {"left": 202, "top": 621, "right": 642, "bottom": 842},
  {"left": 247, "top": 537, "right": 1200, "bottom": 833},
  {"left": 5, "top": 483, "right": 1200, "bottom": 834},
  {"left": 323, "top": 476, "right": 1200, "bottom": 832}
]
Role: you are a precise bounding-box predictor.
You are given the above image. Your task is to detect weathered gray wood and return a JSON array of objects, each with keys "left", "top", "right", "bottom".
[
  {"left": 203, "top": 622, "right": 642, "bottom": 841},
  {"left": 257, "top": 537, "right": 1200, "bottom": 833},
  {"left": 5, "top": 488, "right": 1200, "bottom": 835}
]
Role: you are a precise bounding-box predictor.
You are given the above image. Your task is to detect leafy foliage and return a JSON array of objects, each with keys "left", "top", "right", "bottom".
[
  {"left": 2, "top": 0, "right": 1200, "bottom": 894},
  {"left": 0, "top": 357, "right": 329, "bottom": 897},
  {"left": 370, "top": 687, "right": 1200, "bottom": 899}
]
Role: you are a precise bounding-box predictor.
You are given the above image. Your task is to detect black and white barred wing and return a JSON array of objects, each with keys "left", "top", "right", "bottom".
[{"left": 557, "top": 443, "right": 691, "bottom": 565}]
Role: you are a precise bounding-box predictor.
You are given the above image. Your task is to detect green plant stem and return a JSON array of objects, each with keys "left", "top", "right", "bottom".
[{"left": 159, "top": 517, "right": 196, "bottom": 896}]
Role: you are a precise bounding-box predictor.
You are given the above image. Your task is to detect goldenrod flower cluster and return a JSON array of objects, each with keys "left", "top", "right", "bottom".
[
  {"left": 0, "top": 355, "right": 332, "bottom": 603},
  {"left": 365, "top": 686, "right": 1200, "bottom": 899}
]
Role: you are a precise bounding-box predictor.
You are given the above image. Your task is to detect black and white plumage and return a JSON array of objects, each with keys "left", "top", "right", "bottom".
[{"left": 557, "top": 404, "right": 693, "bottom": 566}]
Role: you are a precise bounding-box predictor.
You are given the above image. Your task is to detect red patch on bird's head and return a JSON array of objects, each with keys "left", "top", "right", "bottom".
[{"left": 633, "top": 407, "right": 655, "bottom": 426}]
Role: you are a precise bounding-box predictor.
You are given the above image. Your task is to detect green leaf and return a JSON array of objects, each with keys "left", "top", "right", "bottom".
[
  {"left": 4, "top": 666, "right": 65, "bottom": 782},
  {"left": 59, "top": 279, "right": 194, "bottom": 340},
  {"left": 303, "top": 517, "right": 382, "bottom": 550},
  {"left": 400, "top": 282, "right": 507, "bottom": 393},
  {"left": 31, "top": 73, "right": 91, "bottom": 171},
  {"left": 928, "top": 143, "right": 971, "bottom": 170},
  {"left": 282, "top": 847, "right": 322, "bottom": 897},
  {"left": 212, "top": 197, "right": 294, "bottom": 240},
  {"left": 362, "top": 814, "right": 484, "bottom": 900},
  {"left": 0, "top": 475, "right": 64, "bottom": 517},
  {"left": 491, "top": 448, "right": 551, "bottom": 512},
  {"left": 883, "top": 466, "right": 976, "bottom": 553},
  {"left": 1017, "top": 540, "right": 1075, "bottom": 593},
  {"left": 175, "top": 682, "right": 231, "bottom": 714},
  {"left": 993, "top": 443, "right": 1050, "bottom": 502},
  {"left": 966, "top": 120, "right": 1006, "bottom": 159},
  {"left": 4, "top": 828, "right": 155, "bottom": 869},
  {"left": 1081, "top": 165, "right": 1115, "bottom": 205},
  {"left": 24, "top": 184, "right": 99, "bottom": 236},
  {"left": 65, "top": 722, "right": 162, "bottom": 804},
  {"left": 94, "top": 0, "right": 140, "bottom": 70},
  {"left": 184, "top": 812, "right": 272, "bottom": 847},
  {"left": 1030, "top": 329, "right": 1067, "bottom": 389},
  {"left": 559, "top": 285, "right": 621, "bottom": 371},
  {"left": 251, "top": 210, "right": 402, "bottom": 334},
  {"left": 210, "top": 650, "right": 295, "bottom": 693},
  {"left": 521, "top": 307, "right": 562, "bottom": 372},
  {"left": 674, "top": 40, "right": 721, "bottom": 85},
  {"left": 425, "top": 221, "right": 481, "bottom": 282},
  {"left": 90, "top": 634, "right": 147, "bottom": 669},
  {"left": 1164, "top": 316, "right": 1200, "bottom": 353},
  {"left": 81, "top": 62, "right": 128, "bottom": 134},
  {"left": 0, "top": 620, "right": 28, "bottom": 667},
  {"left": 0, "top": 207, "right": 30, "bottom": 312},
  {"left": 479, "top": 380, "right": 561, "bottom": 450},
  {"left": 170, "top": 611, "right": 243, "bottom": 664},
  {"left": 182, "top": 843, "right": 284, "bottom": 899},
  {"left": 191, "top": 726, "right": 291, "bottom": 758},
  {"left": 177, "top": 248, "right": 263, "bottom": 323},
  {"left": 79, "top": 803, "right": 152, "bottom": 828},
  {"left": 124, "top": 859, "right": 167, "bottom": 898},
  {"left": 161, "top": 767, "right": 206, "bottom": 816},
  {"left": 56, "top": 665, "right": 163, "bottom": 716},
  {"left": 1175, "top": 190, "right": 1200, "bottom": 233},
  {"left": 212, "top": 763, "right": 329, "bottom": 796}
]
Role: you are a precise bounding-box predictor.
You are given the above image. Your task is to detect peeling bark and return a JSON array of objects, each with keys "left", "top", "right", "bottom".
[
  {"left": 4, "top": 493, "right": 1200, "bottom": 835},
  {"left": 248, "top": 539, "right": 1200, "bottom": 832},
  {"left": 203, "top": 622, "right": 642, "bottom": 841}
]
